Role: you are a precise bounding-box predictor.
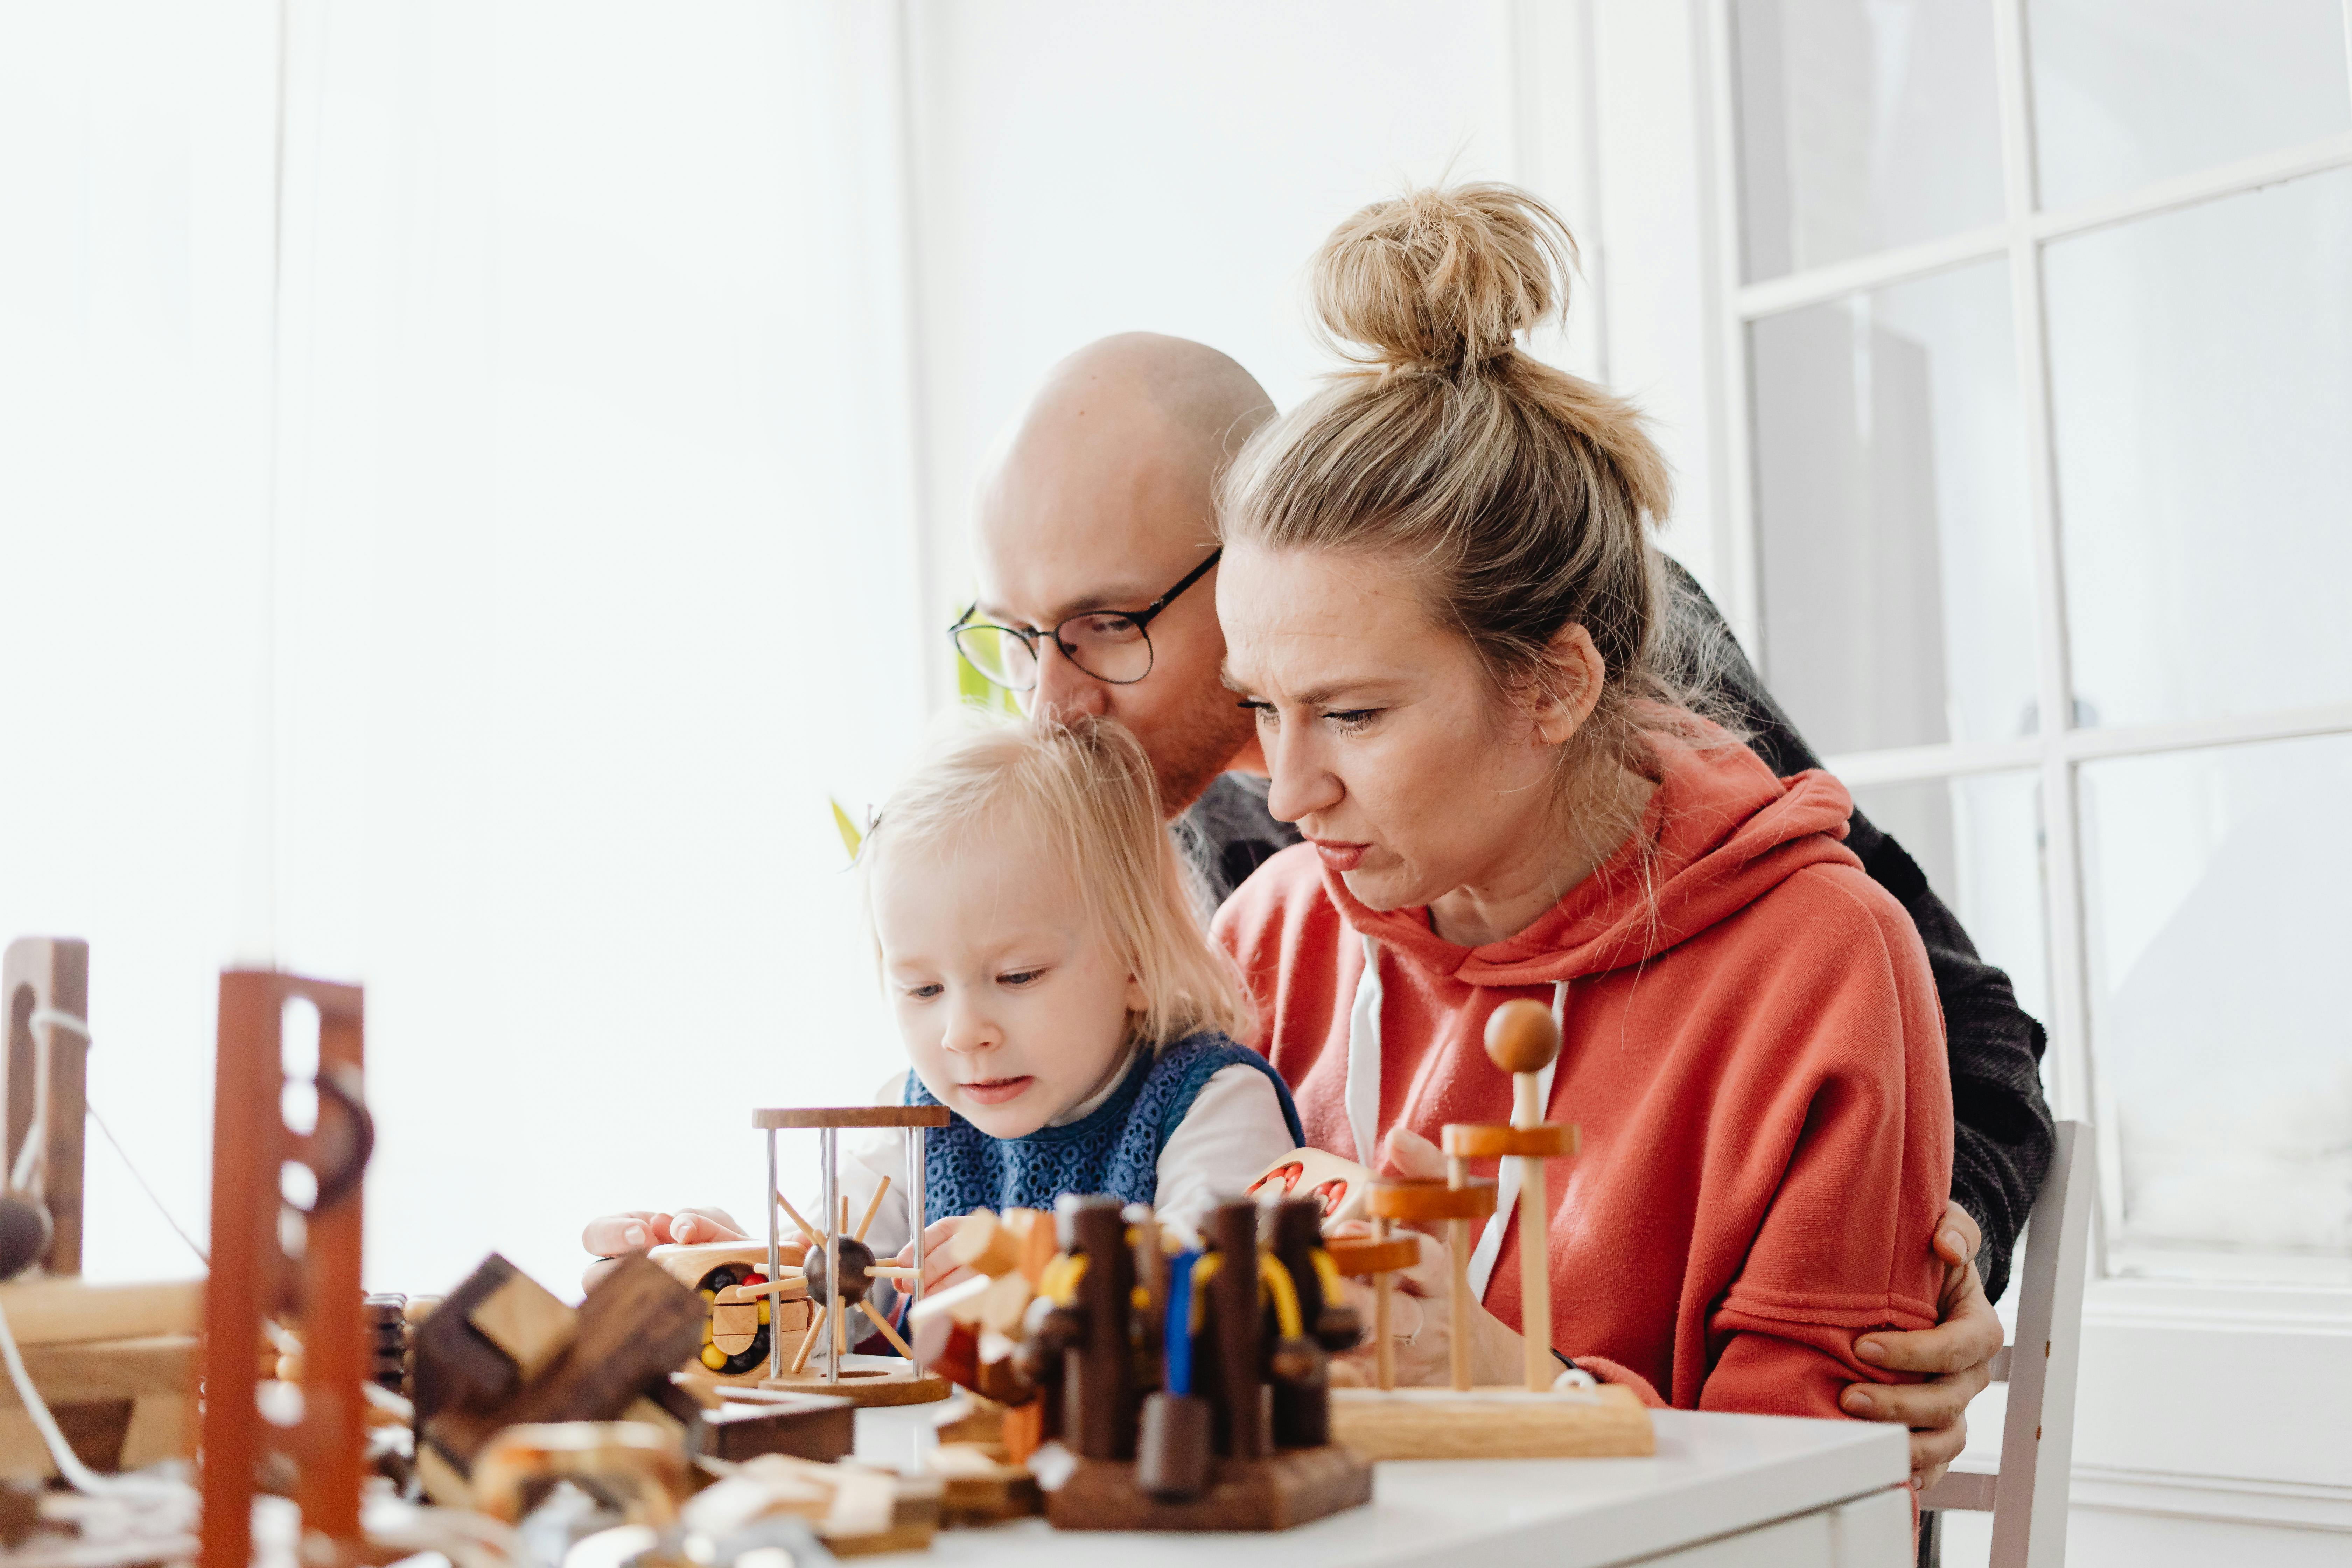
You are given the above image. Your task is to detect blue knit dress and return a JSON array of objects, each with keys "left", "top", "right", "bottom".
[{"left": 907, "top": 1032, "right": 1304, "bottom": 1225}]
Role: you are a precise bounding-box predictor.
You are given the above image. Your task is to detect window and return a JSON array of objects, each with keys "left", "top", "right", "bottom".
[{"left": 1716, "top": 0, "right": 2352, "bottom": 1285}]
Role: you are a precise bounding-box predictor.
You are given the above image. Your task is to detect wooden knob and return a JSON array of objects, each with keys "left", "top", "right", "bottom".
[{"left": 1485, "top": 997, "right": 1560, "bottom": 1074}]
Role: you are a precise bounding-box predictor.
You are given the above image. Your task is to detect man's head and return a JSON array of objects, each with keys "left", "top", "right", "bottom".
[{"left": 971, "top": 333, "right": 1275, "bottom": 817}]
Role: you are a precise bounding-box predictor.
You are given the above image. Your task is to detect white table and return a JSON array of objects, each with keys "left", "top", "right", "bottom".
[{"left": 850, "top": 1404, "right": 1913, "bottom": 1568}]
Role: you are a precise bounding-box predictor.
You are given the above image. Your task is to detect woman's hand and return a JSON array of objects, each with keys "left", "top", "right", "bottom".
[
  {"left": 578, "top": 1207, "right": 748, "bottom": 1291},
  {"left": 1840, "top": 1201, "right": 2002, "bottom": 1488},
  {"left": 1328, "top": 1126, "right": 1527, "bottom": 1388}
]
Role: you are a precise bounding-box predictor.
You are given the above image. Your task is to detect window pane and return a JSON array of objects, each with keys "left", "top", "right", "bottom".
[
  {"left": 2048, "top": 169, "right": 2352, "bottom": 731},
  {"left": 1752, "top": 259, "right": 2040, "bottom": 756},
  {"left": 1849, "top": 772, "right": 2048, "bottom": 1029},
  {"left": 1732, "top": 0, "right": 2005, "bottom": 281},
  {"left": 2081, "top": 734, "right": 2352, "bottom": 1282},
  {"left": 2029, "top": 0, "right": 2352, "bottom": 211}
]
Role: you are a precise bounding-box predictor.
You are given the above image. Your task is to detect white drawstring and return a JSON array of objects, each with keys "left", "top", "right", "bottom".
[{"left": 1342, "top": 949, "right": 1565, "bottom": 1301}]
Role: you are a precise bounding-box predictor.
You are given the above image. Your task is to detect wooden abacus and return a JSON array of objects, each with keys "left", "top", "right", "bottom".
[{"left": 1326, "top": 997, "right": 1654, "bottom": 1460}]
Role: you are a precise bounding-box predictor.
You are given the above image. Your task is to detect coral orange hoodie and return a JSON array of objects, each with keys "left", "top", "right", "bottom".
[{"left": 1213, "top": 721, "right": 1952, "bottom": 1419}]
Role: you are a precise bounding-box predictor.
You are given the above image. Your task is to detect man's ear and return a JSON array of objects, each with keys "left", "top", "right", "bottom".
[{"left": 1530, "top": 622, "right": 1608, "bottom": 747}]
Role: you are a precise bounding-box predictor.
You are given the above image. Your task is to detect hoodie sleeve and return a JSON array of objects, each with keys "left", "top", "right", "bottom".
[{"left": 1692, "top": 867, "right": 1953, "bottom": 1420}]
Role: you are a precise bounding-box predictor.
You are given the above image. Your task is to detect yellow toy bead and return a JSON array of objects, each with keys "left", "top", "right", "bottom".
[
  {"left": 757, "top": 1300, "right": 771, "bottom": 1324},
  {"left": 700, "top": 1344, "right": 728, "bottom": 1370}
]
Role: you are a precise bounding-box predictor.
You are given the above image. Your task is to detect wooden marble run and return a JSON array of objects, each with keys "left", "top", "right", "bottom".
[{"left": 1326, "top": 997, "right": 1654, "bottom": 1460}]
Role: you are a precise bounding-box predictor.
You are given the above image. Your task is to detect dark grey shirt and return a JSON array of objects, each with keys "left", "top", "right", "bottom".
[{"left": 1176, "top": 561, "right": 2054, "bottom": 1303}]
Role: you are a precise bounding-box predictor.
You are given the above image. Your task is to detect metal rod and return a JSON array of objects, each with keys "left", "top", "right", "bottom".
[
  {"left": 820, "top": 1126, "right": 839, "bottom": 1384},
  {"left": 907, "top": 1125, "right": 926, "bottom": 1376},
  {"left": 765, "top": 1128, "right": 781, "bottom": 1380}
]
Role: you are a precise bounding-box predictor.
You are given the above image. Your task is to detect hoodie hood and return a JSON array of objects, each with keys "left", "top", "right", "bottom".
[{"left": 1321, "top": 719, "right": 1862, "bottom": 986}]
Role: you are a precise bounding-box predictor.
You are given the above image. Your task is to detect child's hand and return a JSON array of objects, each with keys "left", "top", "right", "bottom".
[
  {"left": 890, "top": 1215, "right": 976, "bottom": 1294},
  {"left": 579, "top": 1206, "right": 749, "bottom": 1290}
]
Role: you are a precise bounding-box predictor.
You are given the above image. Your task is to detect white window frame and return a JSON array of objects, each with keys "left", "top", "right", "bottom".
[{"left": 1695, "top": 0, "right": 2352, "bottom": 1304}]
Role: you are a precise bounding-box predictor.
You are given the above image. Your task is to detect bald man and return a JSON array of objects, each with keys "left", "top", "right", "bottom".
[{"left": 955, "top": 332, "right": 2054, "bottom": 1484}]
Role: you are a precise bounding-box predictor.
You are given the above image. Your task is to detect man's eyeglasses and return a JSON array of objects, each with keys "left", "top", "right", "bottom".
[{"left": 950, "top": 549, "right": 1222, "bottom": 693}]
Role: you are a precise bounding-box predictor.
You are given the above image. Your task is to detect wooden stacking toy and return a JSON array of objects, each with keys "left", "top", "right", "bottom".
[{"left": 1326, "top": 997, "right": 1655, "bottom": 1459}]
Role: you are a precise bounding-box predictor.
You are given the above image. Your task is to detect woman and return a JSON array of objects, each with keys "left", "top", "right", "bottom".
[{"left": 1212, "top": 183, "right": 1951, "bottom": 1419}]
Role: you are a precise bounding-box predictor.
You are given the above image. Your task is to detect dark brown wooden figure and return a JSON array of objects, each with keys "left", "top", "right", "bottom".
[
  {"left": 1059, "top": 1196, "right": 1138, "bottom": 1461},
  {"left": 2, "top": 937, "right": 89, "bottom": 1276},
  {"left": 1205, "top": 1199, "right": 1267, "bottom": 1460},
  {"left": 201, "top": 971, "right": 371, "bottom": 1568},
  {"left": 1264, "top": 1198, "right": 1357, "bottom": 1449}
]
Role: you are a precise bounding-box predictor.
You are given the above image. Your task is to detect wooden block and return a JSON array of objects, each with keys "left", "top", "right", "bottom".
[
  {"left": 946, "top": 1209, "right": 1026, "bottom": 1277},
  {"left": 1438, "top": 1122, "right": 1578, "bottom": 1160},
  {"left": 0, "top": 1279, "right": 202, "bottom": 1347},
  {"left": 471, "top": 1421, "right": 691, "bottom": 1525},
  {"left": 926, "top": 1442, "right": 1041, "bottom": 1523},
  {"left": 411, "top": 1255, "right": 529, "bottom": 1424},
  {"left": 0, "top": 1335, "right": 196, "bottom": 1408},
  {"left": 467, "top": 1270, "right": 577, "bottom": 1381},
  {"left": 500, "top": 1255, "right": 704, "bottom": 1430},
  {"left": 692, "top": 1395, "right": 856, "bottom": 1464},
  {"left": 751, "top": 1106, "right": 951, "bottom": 1130},
  {"left": 711, "top": 1302, "right": 760, "bottom": 1354},
  {"left": 1366, "top": 1177, "right": 1496, "bottom": 1223},
  {"left": 1323, "top": 1237, "right": 1420, "bottom": 1276},
  {"left": 1044, "top": 1446, "right": 1371, "bottom": 1531},
  {"left": 119, "top": 1391, "right": 195, "bottom": 1469},
  {"left": 1327, "top": 1382, "right": 1655, "bottom": 1460},
  {"left": 1245, "top": 1147, "right": 1377, "bottom": 1225}
]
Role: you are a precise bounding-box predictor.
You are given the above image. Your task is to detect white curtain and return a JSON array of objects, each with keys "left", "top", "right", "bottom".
[{"left": 1, "top": 1, "right": 930, "bottom": 1293}]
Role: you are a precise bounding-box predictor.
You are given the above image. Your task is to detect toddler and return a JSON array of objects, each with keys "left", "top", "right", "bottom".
[{"left": 846, "top": 714, "right": 1301, "bottom": 1265}]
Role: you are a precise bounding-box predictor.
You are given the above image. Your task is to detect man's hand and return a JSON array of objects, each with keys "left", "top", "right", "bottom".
[
  {"left": 1841, "top": 1200, "right": 2003, "bottom": 1488},
  {"left": 579, "top": 1207, "right": 748, "bottom": 1291}
]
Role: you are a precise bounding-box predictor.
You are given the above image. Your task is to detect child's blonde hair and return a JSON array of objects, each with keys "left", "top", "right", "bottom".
[{"left": 860, "top": 715, "right": 1254, "bottom": 1050}]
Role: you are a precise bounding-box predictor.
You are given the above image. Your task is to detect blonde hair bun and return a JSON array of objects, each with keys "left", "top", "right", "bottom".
[{"left": 1312, "top": 183, "right": 1576, "bottom": 376}]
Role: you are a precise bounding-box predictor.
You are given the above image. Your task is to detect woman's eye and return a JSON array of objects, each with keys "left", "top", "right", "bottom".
[
  {"left": 1323, "top": 708, "right": 1379, "bottom": 733},
  {"left": 1236, "top": 698, "right": 1275, "bottom": 725},
  {"left": 905, "top": 982, "right": 943, "bottom": 1000},
  {"left": 998, "top": 969, "right": 1044, "bottom": 987}
]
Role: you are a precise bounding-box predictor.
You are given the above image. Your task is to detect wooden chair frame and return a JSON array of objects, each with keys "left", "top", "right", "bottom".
[{"left": 1920, "top": 1120, "right": 2095, "bottom": 1568}]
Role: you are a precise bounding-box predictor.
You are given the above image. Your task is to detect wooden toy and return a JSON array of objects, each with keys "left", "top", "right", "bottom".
[
  {"left": 1244, "top": 1146, "right": 1377, "bottom": 1225},
  {"left": 1325, "top": 998, "right": 1654, "bottom": 1460},
  {"left": 682, "top": 1450, "right": 943, "bottom": 1556},
  {"left": 200, "top": 970, "right": 375, "bottom": 1568},
  {"left": 735, "top": 1105, "right": 953, "bottom": 1407},
  {"left": 409, "top": 1251, "right": 708, "bottom": 1501},
  {"left": 469, "top": 1420, "right": 693, "bottom": 1525},
  {"left": 1037, "top": 1194, "right": 1373, "bottom": 1531},
  {"left": 1, "top": 938, "right": 199, "bottom": 1484},
  {"left": 648, "top": 1238, "right": 815, "bottom": 1381}
]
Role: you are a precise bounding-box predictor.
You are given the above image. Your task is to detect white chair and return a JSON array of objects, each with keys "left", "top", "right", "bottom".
[{"left": 1918, "top": 1120, "right": 2095, "bottom": 1568}]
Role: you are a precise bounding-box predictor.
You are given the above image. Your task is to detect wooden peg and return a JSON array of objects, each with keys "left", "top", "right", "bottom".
[
  {"left": 859, "top": 1298, "right": 916, "bottom": 1360},
  {"left": 855, "top": 1176, "right": 892, "bottom": 1244},
  {"left": 1485, "top": 995, "right": 1565, "bottom": 1392},
  {"left": 774, "top": 1191, "right": 823, "bottom": 1248},
  {"left": 788, "top": 1304, "right": 826, "bottom": 1375},
  {"left": 1373, "top": 1218, "right": 1394, "bottom": 1392}
]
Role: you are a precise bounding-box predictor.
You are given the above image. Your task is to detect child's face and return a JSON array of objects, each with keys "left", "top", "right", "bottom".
[{"left": 873, "top": 827, "right": 1146, "bottom": 1140}]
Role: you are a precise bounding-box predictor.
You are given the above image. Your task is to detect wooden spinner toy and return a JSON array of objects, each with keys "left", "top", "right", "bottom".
[
  {"left": 1328, "top": 997, "right": 1654, "bottom": 1460},
  {"left": 718, "top": 1105, "right": 953, "bottom": 1407}
]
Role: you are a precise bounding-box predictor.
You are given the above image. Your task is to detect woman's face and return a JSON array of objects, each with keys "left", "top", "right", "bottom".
[{"left": 1217, "top": 540, "right": 1570, "bottom": 917}]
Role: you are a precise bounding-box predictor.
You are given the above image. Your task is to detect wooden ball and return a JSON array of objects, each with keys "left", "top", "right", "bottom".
[{"left": 1484, "top": 997, "right": 1560, "bottom": 1074}]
